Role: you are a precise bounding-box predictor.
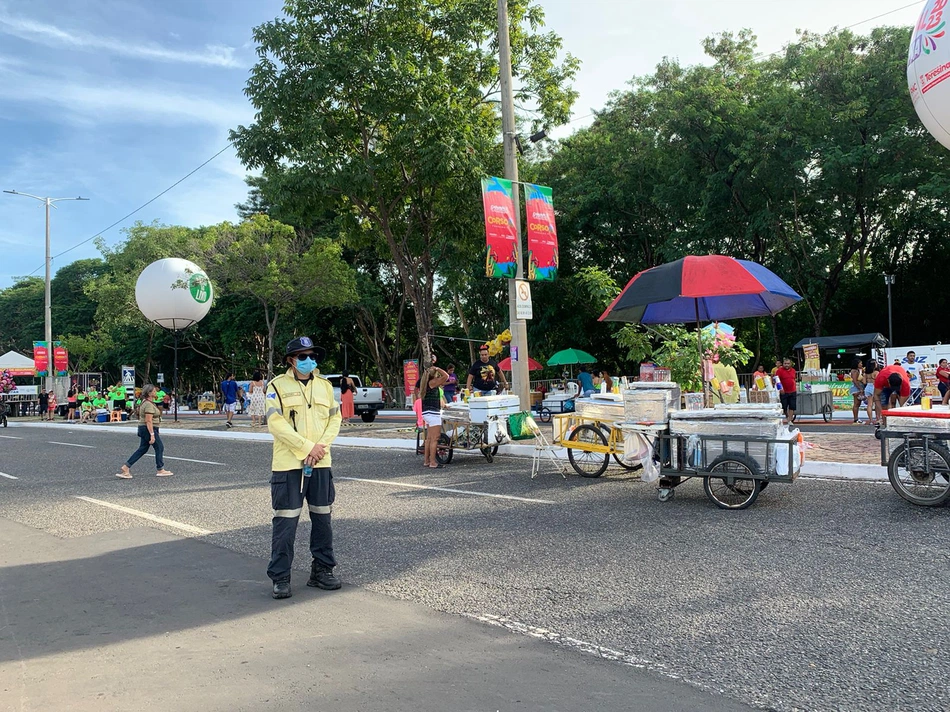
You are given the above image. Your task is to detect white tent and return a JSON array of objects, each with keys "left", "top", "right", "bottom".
[{"left": 0, "top": 351, "right": 35, "bottom": 371}]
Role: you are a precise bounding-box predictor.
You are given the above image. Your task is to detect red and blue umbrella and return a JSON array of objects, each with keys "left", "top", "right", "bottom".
[{"left": 598, "top": 255, "right": 801, "bottom": 324}]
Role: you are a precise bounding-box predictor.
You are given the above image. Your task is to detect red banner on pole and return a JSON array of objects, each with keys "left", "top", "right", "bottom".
[
  {"left": 403, "top": 359, "right": 420, "bottom": 398},
  {"left": 481, "top": 176, "right": 518, "bottom": 278},
  {"left": 524, "top": 183, "right": 558, "bottom": 281},
  {"left": 53, "top": 343, "right": 69, "bottom": 376},
  {"left": 33, "top": 341, "right": 49, "bottom": 376}
]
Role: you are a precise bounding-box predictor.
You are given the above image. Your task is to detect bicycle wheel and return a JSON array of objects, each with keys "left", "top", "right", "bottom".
[
  {"left": 703, "top": 453, "right": 761, "bottom": 510},
  {"left": 567, "top": 424, "right": 609, "bottom": 478},
  {"left": 887, "top": 440, "right": 950, "bottom": 507},
  {"left": 436, "top": 433, "right": 453, "bottom": 464},
  {"left": 598, "top": 424, "right": 640, "bottom": 470}
]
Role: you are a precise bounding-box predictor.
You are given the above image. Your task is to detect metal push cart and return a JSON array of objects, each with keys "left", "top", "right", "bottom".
[
  {"left": 647, "top": 430, "right": 801, "bottom": 510},
  {"left": 439, "top": 396, "right": 520, "bottom": 463},
  {"left": 793, "top": 387, "right": 834, "bottom": 423},
  {"left": 552, "top": 412, "right": 642, "bottom": 477},
  {"left": 877, "top": 407, "right": 950, "bottom": 506}
]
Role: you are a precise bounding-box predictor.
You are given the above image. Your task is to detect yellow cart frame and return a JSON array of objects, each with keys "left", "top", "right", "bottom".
[{"left": 552, "top": 412, "right": 641, "bottom": 478}]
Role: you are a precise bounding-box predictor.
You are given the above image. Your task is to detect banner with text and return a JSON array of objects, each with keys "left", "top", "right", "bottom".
[
  {"left": 53, "top": 343, "right": 68, "bottom": 376},
  {"left": 403, "top": 359, "right": 420, "bottom": 398},
  {"left": 481, "top": 176, "right": 518, "bottom": 278},
  {"left": 33, "top": 341, "right": 49, "bottom": 377},
  {"left": 524, "top": 183, "right": 558, "bottom": 281}
]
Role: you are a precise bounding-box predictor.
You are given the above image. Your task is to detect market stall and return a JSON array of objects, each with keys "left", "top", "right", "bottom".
[
  {"left": 793, "top": 333, "right": 889, "bottom": 412},
  {"left": 878, "top": 404, "right": 950, "bottom": 506},
  {"left": 599, "top": 255, "right": 805, "bottom": 508}
]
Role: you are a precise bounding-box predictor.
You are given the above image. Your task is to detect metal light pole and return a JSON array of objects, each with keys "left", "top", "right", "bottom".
[
  {"left": 496, "top": 0, "right": 530, "bottom": 410},
  {"left": 884, "top": 274, "right": 895, "bottom": 347},
  {"left": 4, "top": 190, "right": 89, "bottom": 393}
]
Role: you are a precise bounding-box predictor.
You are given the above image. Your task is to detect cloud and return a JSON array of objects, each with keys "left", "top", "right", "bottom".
[
  {"left": 0, "top": 62, "right": 251, "bottom": 128},
  {"left": 0, "top": 13, "right": 242, "bottom": 68}
]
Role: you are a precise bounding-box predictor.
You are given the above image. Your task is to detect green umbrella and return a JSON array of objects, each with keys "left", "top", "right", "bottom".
[{"left": 546, "top": 348, "right": 597, "bottom": 367}]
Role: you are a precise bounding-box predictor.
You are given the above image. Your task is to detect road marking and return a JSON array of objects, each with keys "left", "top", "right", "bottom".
[
  {"left": 143, "top": 454, "right": 226, "bottom": 465},
  {"left": 337, "top": 476, "right": 555, "bottom": 504},
  {"left": 0, "top": 435, "right": 22, "bottom": 439},
  {"left": 49, "top": 441, "right": 95, "bottom": 448},
  {"left": 74, "top": 496, "right": 212, "bottom": 536},
  {"left": 0, "top": 472, "right": 18, "bottom": 480}
]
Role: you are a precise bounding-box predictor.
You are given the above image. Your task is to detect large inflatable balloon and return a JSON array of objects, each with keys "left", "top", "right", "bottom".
[
  {"left": 135, "top": 258, "right": 213, "bottom": 330},
  {"left": 908, "top": 0, "right": 950, "bottom": 149}
]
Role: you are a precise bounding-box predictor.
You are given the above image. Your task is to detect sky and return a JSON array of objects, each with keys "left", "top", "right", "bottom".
[{"left": 0, "top": 0, "right": 926, "bottom": 289}]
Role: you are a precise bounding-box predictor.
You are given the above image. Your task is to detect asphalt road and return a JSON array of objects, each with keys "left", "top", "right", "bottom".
[{"left": 1, "top": 423, "right": 948, "bottom": 712}]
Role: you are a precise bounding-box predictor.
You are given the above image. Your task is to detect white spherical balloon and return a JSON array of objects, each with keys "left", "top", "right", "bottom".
[
  {"left": 135, "top": 258, "right": 213, "bottom": 330},
  {"left": 908, "top": 0, "right": 950, "bottom": 149}
]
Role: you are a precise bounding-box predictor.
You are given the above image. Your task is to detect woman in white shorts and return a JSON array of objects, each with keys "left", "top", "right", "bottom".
[{"left": 418, "top": 365, "right": 449, "bottom": 468}]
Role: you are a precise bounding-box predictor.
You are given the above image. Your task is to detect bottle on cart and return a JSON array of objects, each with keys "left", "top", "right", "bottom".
[{"left": 739, "top": 387, "right": 748, "bottom": 404}]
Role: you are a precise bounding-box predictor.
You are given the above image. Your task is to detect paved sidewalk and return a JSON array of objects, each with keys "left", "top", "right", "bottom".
[{"left": 0, "top": 517, "right": 752, "bottom": 712}]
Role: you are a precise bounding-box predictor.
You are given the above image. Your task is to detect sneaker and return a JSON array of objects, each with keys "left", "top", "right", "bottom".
[
  {"left": 307, "top": 563, "right": 342, "bottom": 590},
  {"left": 272, "top": 581, "right": 292, "bottom": 599},
  {"left": 226, "top": 422, "right": 233, "bottom": 429}
]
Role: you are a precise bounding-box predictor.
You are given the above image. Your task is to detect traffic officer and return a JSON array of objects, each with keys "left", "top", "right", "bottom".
[{"left": 266, "top": 336, "right": 343, "bottom": 599}]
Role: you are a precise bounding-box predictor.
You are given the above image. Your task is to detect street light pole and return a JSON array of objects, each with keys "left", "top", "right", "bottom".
[
  {"left": 4, "top": 190, "right": 89, "bottom": 394},
  {"left": 884, "top": 274, "right": 895, "bottom": 347},
  {"left": 496, "top": 0, "right": 530, "bottom": 410}
]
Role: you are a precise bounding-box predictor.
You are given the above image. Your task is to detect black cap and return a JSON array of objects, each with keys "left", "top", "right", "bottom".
[{"left": 284, "top": 336, "right": 326, "bottom": 361}]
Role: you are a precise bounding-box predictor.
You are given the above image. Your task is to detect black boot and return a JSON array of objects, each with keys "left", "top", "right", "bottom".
[
  {"left": 307, "top": 562, "right": 341, "bottom": 590},
  {"left": 272, "top": 580, "right": 292, "bottom": 599}
]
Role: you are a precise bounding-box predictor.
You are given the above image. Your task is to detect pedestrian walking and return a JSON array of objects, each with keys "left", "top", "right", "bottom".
[
  {"left": 266, "top": 336, "right": 343, "bottom": 599},
  {"left": 247, "top": 370, "right": 266, "bottom": 427},
  {"left": 116, "top": 384, "right": 174, "bottom": 479},
  {"left": 221, "top": 372, "right": 239, "bottom": 428},
  {"left": 339, "top": 370, "right": 355, "bottom": 426},
  {"left": 775, "top": 358, "right": 797, "bottom": 423}
]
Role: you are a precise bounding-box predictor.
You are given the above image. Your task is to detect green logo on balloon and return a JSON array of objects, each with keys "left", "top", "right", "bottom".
[{"left": 188, "top": 273, "right": 212, "bottom": 303}]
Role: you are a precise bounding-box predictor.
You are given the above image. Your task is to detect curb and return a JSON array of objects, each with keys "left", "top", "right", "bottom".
[{"left": 10, "top": 421, "right": 887, "bottom": 482}]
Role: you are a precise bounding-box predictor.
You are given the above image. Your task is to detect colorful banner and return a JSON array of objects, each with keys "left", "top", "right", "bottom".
[
  {"left": 802, "top": 343, "right": 821, "bottom": 372},
  {"left": 524, "top": 183, "right": 558, "bottom": 281},
  {"left": 33, "top": 341, "right": 49, "bottom": 377},
  {"left": 481, "top": 176, "right": 518, "bottom": 278},
  {"left": 53, "top": 343, "right": 68, "bottom": 376},
  {"left": 403, "top": 359, "right": 419, "bottom": 398}
]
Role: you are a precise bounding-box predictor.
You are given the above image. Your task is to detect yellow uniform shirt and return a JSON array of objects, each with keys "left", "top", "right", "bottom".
[{"left": 266, "top": 369, "right": 342, "bottom": 470}]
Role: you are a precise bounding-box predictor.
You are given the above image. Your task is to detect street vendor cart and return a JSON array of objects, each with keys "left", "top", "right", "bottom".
[
  {"left": 794, "top": 385, "right": 834, "bottom": 423},
  {"left": 197, "top": 391, "right": 217, "bottom": 414},
  {"left": 552, "top": 393, "right": 642, "bottom": 477},
  {"left": 626, "top": 404, "right": 803, "bottom": 510},
  {"left": 878, "top": 405, "right": 950, "bottom": 506},
  {"left": 440, "top": 395, "right": 520, "bottom": 463}
]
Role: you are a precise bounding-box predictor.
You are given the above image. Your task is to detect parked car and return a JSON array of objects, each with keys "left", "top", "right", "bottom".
[{"left": 324, "top": 374, "right": 386, "bottom": 423}]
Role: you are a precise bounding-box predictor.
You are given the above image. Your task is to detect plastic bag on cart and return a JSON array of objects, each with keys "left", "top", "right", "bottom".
[
  {"left": 623, "top": 431, "right": 660, "bottom": 482},
  {"left": 774, "top": 427, "right": 804, "bottom": 476},
  {"left": 685, "top": 434, "right": 702, "bottom": 468}
]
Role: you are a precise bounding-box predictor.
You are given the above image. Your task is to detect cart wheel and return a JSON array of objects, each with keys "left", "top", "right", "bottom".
[
  {"left": 657, "top": 488, "right": 674, "bottom": 502},
  {"left": 567, "top": 424, "right": 609, "bottom": 478},
  {"left": 437, "top": 434, "right": 453, "bottom": 465},
  {"left": 597, "top": 424, "right": 640, "bottom": 470},
  {"left": 480, "top": 447, "right": 494, "bottom": 463},
  {"left": 874, "top": 426, "right": 882, "bottom": 441},
  {"left": 821, "top": 404, "right": 833, "bottom": 423},
  {"left": 887, "top": 440, "right": 950, "bottom": 507},
  {"left": 538, "top": 407, "right": 552, "bottom": 423},
  {"left": 704, "top": 453, "right": 762, "bottom": 510}
]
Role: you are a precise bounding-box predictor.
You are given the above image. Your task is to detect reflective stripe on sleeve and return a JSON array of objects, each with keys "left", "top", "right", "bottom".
[
  {"left": 308, "top": 504, "right": 332, "bottom": 515},
  {"left": 329, "top": 406, "right": 339, "bottom": 416},
  {"left": 265, "top": 407, "right": 282, "bottom": 419},
  {"left": 274, "top": 507, "right": 302, "bottom": 518}
]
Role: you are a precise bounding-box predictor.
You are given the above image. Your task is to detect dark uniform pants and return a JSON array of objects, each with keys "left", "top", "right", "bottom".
[{"left": 267, "top": 468, "right": 336, "bottom": 583}]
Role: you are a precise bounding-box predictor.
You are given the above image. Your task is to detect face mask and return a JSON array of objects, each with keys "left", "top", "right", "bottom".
[{"left": 295, "top": 357, "right": 317, "bottom": 375}]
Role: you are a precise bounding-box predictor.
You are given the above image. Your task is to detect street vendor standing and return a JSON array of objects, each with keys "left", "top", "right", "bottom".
[
  {"left": 466, "top": 344, "right": 508, "bottom": 396},
  {"left": 265, "top": 336, "right": 343, "bottom": 600}
]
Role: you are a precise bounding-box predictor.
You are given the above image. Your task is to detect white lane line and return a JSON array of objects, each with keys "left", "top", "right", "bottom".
[
  {"left": 143, "top": 454, "right": 226, "bottom": 465},
  {"left": 337, "top": 476, "right": 555, "bottom": 504},
  {"left": 74, "top": 496, "right": 212, "bottom": 536},
  {"left": 0, "top": 435, "right": 22, "bottom": 439},
  {"left": 0, "top": 472, "right": 18, "bottom": 480},
  {"left": 48, "top": 441, "right": 95, "bottom": 448}
]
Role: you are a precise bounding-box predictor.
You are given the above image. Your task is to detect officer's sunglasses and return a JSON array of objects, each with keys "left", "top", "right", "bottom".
[{"left": 295, "top": 352, "right": 318, "bottom": 359}]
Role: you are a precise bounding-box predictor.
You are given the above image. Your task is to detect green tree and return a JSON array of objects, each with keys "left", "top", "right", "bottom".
[
  {"left": 231, "top": 0, "right": 579, "bottom": 365},
  {"left": 205, "top": 214, "right": 357, "bottom": 376},
  {"left": 0, "top": 277, "right": 43, "bottom": 353}
]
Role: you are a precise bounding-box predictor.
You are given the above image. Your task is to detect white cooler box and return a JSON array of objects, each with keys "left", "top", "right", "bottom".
[
  {"left": 468, "top": 395, "right": 521, "bottom": 423},
  {"left": 884, "top": 405, "right": 950, "bottom": 433}
]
